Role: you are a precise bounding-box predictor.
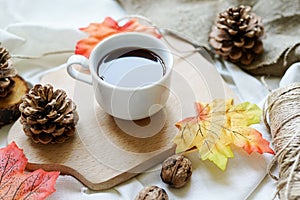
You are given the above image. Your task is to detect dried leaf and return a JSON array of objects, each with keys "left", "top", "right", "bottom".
[
  {"left": 75, "top": 17, "right": 161, "bottom": 57},
  {"left": 174, "top": 99, "right": 274, "bottom": 170},
  {"left": 0, "top": 142, "right": 59, "bottom": 200}
]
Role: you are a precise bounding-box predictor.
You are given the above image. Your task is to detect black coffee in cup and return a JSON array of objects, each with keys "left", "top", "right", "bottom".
[{"left": 98, "top": 47, "right": 166, "bottom": 87}]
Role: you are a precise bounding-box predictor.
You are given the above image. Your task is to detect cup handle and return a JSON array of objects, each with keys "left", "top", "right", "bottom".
[{"left": 67, "top": 55, "right": 92, "bottom": 85}]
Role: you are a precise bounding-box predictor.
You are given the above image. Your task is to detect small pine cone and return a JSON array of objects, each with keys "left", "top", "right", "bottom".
[
  {"left": 0, "top": 46, "right": 17, "bottom": 98},
  {"left": 209, "top": 5, "right": 264, "bottom": 66},
  {"left": 19, "top": 84, "right": 79, "bottom": 144}
]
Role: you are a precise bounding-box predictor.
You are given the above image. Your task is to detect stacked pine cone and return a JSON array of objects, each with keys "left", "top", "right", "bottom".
[
  {"left": 0, "top": 46, "right": 17, "bottom": 98},
  {"left": 19, "top": 84, "right": 79, "bottom": 144},
  {"left": 0, "top": 46, "right": 29, "bottom": 127},
  {"left": 209, "top": 5, "right": 264, "bottom": 65}
]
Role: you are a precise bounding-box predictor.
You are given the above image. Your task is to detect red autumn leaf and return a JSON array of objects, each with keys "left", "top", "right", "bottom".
[
  {"left": 0, "top": 142, "right": 59, "bottom": 200},
  {"left": 75, "top": 17, "right": 161, "bottom": 57}
]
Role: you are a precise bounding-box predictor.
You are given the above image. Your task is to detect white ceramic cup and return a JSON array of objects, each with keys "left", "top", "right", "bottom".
[{"left": 67, "top": 32, "right": 173, "bottom": 120}]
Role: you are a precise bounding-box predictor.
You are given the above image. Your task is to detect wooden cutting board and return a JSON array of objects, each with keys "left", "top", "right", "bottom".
[{"left": 7, "top": 35, "right": 237, "bottom": 190}]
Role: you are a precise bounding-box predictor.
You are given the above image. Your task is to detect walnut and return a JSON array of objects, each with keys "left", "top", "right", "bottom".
[
  {"left": 135, "top": 186, "right": 168, "bottom": 200},
  {"left": 160, "top": 154, "right": 192, "bottom": 188}
]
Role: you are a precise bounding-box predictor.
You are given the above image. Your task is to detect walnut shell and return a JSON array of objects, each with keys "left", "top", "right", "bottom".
[
  {"left": 135, "top": 186, "right": 168, "bottom": 200},
  {"left": 160, "top": 154, "right": 192, "bottom": 188}
]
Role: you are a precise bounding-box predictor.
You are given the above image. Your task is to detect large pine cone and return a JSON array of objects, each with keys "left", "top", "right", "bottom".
[
  {"left": 0, "top": 46, "right": 17, "bottom": 98},
  {"left": 19, "top": 84, "right": 79, "bottom": 144},
  {"left": 209, "top": 5, "right": 264, "bottom": 66}
]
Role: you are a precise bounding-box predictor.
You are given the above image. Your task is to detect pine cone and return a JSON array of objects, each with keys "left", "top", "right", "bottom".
[
  {"left": 209, "top": 5, "right": 264, "bottom": 65},
  {"left": 0, "top": 46, "right": 17, "bottom": 98},
  {"left": 19, "top": 84, "right": 79, "bottom": 144}
]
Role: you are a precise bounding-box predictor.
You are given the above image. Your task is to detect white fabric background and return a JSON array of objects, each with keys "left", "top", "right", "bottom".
[{"left": 0, "top": 0, "right": 299, "bottom": 199}]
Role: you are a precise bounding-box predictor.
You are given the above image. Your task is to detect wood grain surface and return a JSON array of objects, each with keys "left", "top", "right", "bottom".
[{"left": 7, "top": 35, "right": 236, "bottom": 190}]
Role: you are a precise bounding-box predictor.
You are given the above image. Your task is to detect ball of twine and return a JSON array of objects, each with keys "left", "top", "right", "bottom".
[{"left": 263, "top": 82, "right": 300, "bottom": 200}]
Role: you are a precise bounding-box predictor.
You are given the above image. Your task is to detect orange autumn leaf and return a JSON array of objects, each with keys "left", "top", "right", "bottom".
[
  {"left": 0, "top": 142, "right": 59, "bottom": 200},
  {"left": 174, "top": 99, "right": 274, "bottom": 170},
  {"left": 75, "top": 17, "right": 161, "bottom": 57}
]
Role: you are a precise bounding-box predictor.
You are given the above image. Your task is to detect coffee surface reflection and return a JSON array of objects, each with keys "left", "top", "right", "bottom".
[{"left": 98, "top": 47, "right": 166, "bottom": 87}]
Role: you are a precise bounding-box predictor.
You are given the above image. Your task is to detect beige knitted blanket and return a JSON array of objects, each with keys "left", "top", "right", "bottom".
[{"left": 118, "top": 0, "right": 300, "bottom": 77}]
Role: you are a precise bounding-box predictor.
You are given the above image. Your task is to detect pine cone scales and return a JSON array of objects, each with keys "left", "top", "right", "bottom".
[
  {"left": 20, "top": 84, "right": 79, "bottom": 144},
  {"left": 209, "top": 5, "right": 264, "bottom": 65},
  {"left": 0, "top": 46, "right": 17, "bottom": 98}
]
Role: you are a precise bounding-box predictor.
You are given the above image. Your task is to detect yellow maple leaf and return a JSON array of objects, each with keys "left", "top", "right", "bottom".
[{"left": 174, "top": 99, "right": 274, "bottom": 170}]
